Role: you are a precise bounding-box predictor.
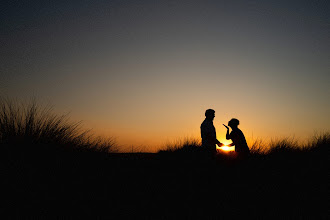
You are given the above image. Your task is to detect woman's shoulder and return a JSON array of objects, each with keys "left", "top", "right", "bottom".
[
  {"left": 237, "top": 128, "right": 243, "bottom": 133},
  {"left": 230, "top": 129, "right": 239, "bottom": 136},
  {"left": 231, "top": 128, "right": 244, "bottom": 136}
]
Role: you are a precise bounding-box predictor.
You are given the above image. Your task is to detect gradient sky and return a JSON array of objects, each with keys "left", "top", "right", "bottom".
[{"left": 1, "top": 0, "right": 329, "bottom": 152}]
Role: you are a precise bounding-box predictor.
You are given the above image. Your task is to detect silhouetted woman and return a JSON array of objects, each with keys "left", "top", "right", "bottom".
[{"left": 223, "top": 118, "right": 250, "bottom": 158}]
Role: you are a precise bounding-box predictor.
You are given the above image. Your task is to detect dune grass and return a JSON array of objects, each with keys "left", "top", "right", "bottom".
[
  {"left": 159, "top": 137, "right": 201, "bottom": 153},
  {"left": 0, "top": 98, "right": 116, "bottom": 153},
  {"left": 159, "top": 132, "right": 329, "bottom": 157}
]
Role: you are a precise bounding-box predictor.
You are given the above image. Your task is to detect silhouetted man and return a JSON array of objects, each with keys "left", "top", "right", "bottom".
[{"left": 200, "top": 109, "right": 223, "bottom": 156}]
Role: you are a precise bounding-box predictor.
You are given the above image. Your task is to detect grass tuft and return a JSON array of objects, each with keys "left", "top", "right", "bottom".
[
  {"left": 0, "top": 97, "right": 116, "bottom": 153},
  {"left": 159, "top": 137, "right": 201, "bottom": 154}
]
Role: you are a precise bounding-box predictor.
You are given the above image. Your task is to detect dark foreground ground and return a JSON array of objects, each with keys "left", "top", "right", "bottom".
[{"left": 2, "top": 144, "right": 329, "bottom": 219}]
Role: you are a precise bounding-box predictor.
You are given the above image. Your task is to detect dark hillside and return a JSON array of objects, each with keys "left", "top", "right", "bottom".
[{"left": 1, "top": 100, "right": 328, "bottom": 218}]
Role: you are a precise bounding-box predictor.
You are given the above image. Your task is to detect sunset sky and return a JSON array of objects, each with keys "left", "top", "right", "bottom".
[{"left": 1, "top": 0, "right": 329, "bottom": 152}]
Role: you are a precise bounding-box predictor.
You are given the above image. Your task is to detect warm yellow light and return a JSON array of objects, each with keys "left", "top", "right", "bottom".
[{"left": 220, "top": 145, "right": 234, "bottom": 152}]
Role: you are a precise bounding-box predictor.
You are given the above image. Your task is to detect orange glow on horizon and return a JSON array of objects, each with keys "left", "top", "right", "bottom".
[{"left": 219, "top": 145, "right": 234, "bottom": 152}]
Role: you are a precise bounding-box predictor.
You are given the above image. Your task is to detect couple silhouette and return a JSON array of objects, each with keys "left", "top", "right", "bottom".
[{"left": 200, "top": 109, "right": 250, "bottom": 158}]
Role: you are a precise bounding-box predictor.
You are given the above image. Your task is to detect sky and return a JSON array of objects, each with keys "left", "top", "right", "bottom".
[{"left": 1, "top": 0, "right": 329, "bottom": 152}]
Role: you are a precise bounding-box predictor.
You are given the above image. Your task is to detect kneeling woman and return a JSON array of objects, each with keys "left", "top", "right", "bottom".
[{"left": 224, "top": 118, "right": 250, "bottom": 158}]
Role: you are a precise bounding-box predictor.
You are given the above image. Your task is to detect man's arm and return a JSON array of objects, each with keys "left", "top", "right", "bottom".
[
  {"left": 202, "top": 124, "right": 223, "bottom": 146},
  {"left": 217, "top": 141, "right": 224, "bottom": 147},
  {"left": 201, "top": 121, "right": 224, "bottom": 147},
  {"left": 204, "top": 132, "right": 222, "bottom": 145},
  {"left": 215, "top": 138, "right": 223, "bottom": 146}
]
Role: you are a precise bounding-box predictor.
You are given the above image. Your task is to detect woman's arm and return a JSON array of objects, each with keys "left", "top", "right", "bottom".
[{"left": 223, "top": 124, "right": 231, "bottom": 140}]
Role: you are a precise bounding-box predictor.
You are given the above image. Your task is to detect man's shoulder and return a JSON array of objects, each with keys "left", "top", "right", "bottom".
[
  {"left": 201, "top": 119, "right": 211, "bottom": 126},
  {"left": 201, "top": 120, "right": 215, "bottom": 132}
]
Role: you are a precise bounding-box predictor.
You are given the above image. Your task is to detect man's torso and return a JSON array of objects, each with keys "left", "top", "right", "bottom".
[{"left": 201, "top": 119, "right": 216, "bottom": 149}]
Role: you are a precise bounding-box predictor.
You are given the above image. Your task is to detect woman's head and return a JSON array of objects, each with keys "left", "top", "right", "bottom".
[{"left": 228, "top": 118, "right": 239, "bottom": 128}]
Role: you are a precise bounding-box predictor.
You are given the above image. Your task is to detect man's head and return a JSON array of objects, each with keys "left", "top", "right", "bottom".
[
  {"left": 228, "top": 118, "right": 239, "bottom": 128},
  {"left": 205, "top": 109, "right": 215, "bottom": 120}
]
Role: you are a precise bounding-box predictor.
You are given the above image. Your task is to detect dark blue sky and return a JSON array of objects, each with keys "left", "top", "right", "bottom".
[{"left": 1, "top": 0, "right": 329, "bottom": 150}]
